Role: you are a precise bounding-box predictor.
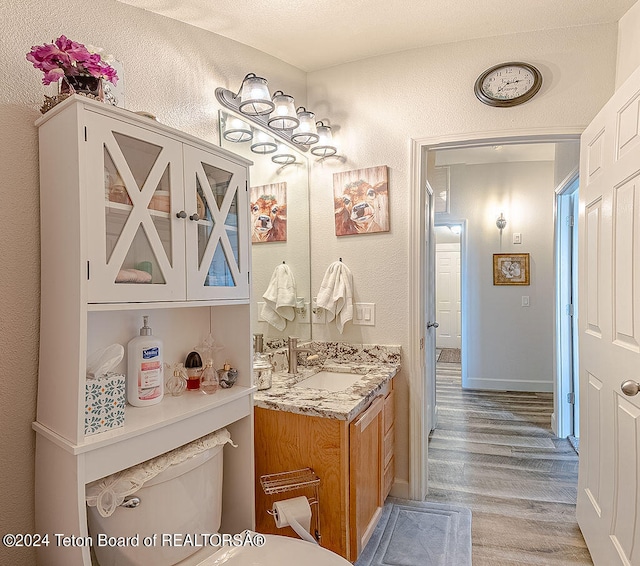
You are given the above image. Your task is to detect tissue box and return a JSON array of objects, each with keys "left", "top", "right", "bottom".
[{"left": 85, "top": 373, "right": 126, "bottom": 436}]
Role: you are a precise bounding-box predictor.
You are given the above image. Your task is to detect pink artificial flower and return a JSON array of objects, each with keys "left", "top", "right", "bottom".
[{"left": 26, "top": 35, "right": 118, "bottom": 86}]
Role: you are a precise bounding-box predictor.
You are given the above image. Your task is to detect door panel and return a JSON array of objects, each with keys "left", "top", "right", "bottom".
[
  {"left": 577, "top": 64, "right": 640, "bottom": 566},
  {"left": 183, "top": 145, "right": 249, "bottom": 300},
  {"left": 85, "top": 111, "right": 186, "bottom": 303}
]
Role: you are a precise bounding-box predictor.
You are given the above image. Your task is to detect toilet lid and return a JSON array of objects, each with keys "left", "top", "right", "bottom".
[{"left": 202, "top": 534, "right": 351, "bottom": 565}]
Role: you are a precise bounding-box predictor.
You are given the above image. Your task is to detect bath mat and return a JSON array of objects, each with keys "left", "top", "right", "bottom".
[
  {"left": 355, "top": 498, "right": 472, "bottom": 566},
  {"left": 437, "top": 348, "right": 461, "bottom": 363}
]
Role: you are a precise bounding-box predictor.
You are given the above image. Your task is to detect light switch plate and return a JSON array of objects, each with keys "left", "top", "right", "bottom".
[
  {"left": 513, "top": 233, "right": 522, "bottom": 244},
  {"left": 353, "top": 303, "right": 376, "bottom": 326},
  {"left": 522, "top": 296, "right": 530, "bottom": 307}
]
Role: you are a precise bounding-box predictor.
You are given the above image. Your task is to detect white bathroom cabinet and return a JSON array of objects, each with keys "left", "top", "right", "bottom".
[{"left": 33, "top": 96, "right": 255, "bottom": 566}]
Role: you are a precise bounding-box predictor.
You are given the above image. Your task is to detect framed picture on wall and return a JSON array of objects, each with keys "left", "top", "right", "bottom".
[
  {"left": 250, "top": 182, "right": 287, "bottom": 243},
  {"left": 493, "top": 253, "right": 530, "bottom": 285},
  {"left": 333, "top": 165, "right": 389, "bottom": 236}
]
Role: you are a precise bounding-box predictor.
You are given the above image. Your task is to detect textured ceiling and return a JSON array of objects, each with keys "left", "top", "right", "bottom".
[{"left": 117, "top": 0, "right": 635, "bottom": 71}]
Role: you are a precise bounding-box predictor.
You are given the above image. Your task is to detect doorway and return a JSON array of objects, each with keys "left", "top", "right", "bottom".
[{"left": 408, "top": 129, "right": 582, "bottom": 501}]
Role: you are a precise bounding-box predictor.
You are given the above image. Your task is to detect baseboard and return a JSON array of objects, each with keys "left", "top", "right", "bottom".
[
  {"left": 389, "top": 478, "right": 409, "bottom": 500},
  {"left": 464, "top": 377, "right": 553, "bottom": 392}
]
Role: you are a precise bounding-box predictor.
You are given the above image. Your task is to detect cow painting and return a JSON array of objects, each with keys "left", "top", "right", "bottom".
[
  {"left": 333, "top": 166, "right": 389, "bottom": 236},
  {"left": 250, "top": 183, "right": 287, "bottom": 243}
]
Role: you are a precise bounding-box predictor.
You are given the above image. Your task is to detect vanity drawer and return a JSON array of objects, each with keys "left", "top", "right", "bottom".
[
  {"left": 384, "top": 425, "right": 394, "bottom": 468},
  {"left": 384, "top": 457, "right": 395, "bottom": 497},
  {"left": 384, "top": 389, "right": 395, "bottom": 433}
]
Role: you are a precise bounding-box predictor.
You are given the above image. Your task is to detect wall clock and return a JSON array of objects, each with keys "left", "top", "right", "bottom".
[{"left": 474, "top": 62, "right": 542, "bottom": 107}]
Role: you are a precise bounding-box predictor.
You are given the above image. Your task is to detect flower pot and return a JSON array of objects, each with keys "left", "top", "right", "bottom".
[{"left": 61, "top": 75, "right": 104, "bottom": 101}]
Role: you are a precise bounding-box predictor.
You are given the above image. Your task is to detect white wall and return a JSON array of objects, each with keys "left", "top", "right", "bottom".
[
  {"left": 306, "top": 24, "right": 618, "bottom": 492},
  {"left": 449, "top": 160, "right": 557, "bottom": 390},
  {"left": 0, "top": 2, "right": 305, "bottom": 564}
]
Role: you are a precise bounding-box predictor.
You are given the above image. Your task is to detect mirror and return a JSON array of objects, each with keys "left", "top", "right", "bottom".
[{"left": 219, "top": 110, "right": 312, "bottom": 347}]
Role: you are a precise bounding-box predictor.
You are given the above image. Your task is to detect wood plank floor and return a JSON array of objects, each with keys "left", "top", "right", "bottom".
[{"left": 426, "top": 361, "right": 593, "bottom": 565}]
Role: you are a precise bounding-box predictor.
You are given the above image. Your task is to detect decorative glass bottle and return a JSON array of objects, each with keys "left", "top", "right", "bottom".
[{"left": 200, "top": 359, "right": 219, "bottom": 395}]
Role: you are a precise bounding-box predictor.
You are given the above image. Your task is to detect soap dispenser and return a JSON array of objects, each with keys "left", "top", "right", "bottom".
[
  {"left": 253, "top": 333, "right": 273, "bottom": 390},
  {"left": 127, "top": 315, "right": 164, "bottom": 407}
]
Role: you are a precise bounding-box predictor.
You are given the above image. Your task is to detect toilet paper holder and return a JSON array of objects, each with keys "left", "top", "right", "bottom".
[{"left": 261, "top": 468, "right": 321, "bottom": 542}]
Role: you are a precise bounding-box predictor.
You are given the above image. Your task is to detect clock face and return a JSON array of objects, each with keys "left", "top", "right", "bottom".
[{"left": 475, "top": 62, "right": 542, "bottom": 107}]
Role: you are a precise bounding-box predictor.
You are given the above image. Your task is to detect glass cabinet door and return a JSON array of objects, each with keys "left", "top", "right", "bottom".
[
  {"left": 183, "top": 145, "right": 249, "bottom": 300},
  {"left": 85, "top": 111, "right": 186, "bottom": 303}
]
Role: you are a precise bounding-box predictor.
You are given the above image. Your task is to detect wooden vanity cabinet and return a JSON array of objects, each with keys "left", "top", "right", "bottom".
[{"left": 254, "top": 379, "right": 395, "bottom": 562}]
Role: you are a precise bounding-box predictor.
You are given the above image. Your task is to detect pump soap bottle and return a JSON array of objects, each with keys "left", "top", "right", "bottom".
[{"left": 127, "top": 315, "right": 164, "bottom": 406}]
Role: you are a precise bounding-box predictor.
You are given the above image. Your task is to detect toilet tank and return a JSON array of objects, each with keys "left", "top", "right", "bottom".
[{"left": 87, "top": 443, "right": 224, "bottom": 566}]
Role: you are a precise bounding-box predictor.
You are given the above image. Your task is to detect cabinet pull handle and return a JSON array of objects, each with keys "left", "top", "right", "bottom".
[
  {"left": 176, "top": 210, "right": 187, "bottom": 219},
  {"left": 189, "top": 213, "right": 200, "bottom": 221}
]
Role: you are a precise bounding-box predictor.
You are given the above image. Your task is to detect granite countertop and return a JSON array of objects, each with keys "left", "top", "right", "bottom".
[{"left": 253, "top": 360, "right": 399, "bottom": 421}]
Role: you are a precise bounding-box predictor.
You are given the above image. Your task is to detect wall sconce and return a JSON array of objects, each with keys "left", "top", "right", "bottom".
[
  {"left": 215, "top": 74, "right": 342, "bottom": 159},
  {"left": 309, "top": 121, "right": 337, "bottom": 157},
  {"left": 268, "top": 91, "right": 299, "bottom": 130},
  {"left": 250, "top": 130, "right": 277, "bottom": 154},
  {"left": 238, "top": 73, "right": 274, "bottom": 116},
  {"left": 222, "top": 116, "right": 253, "bottom": 143},
  {"left": 496, "top": 213, "right": 507, "bottom": 232},
  {"left": 271, "top": 144, "right": 296, "bottom": 165},
  {"left": 291, "top": 108, "right": 319, "bottom": 145}
]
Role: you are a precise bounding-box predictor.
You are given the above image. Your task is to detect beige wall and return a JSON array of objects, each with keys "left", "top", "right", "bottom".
[
  {"left": 0, "top": 1, "right": 305, "bottom": 564},
  {"left": 306, "top": 24, "right": 619, "bottom": 492}
]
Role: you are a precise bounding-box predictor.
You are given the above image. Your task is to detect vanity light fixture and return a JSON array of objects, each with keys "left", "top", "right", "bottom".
[
  {"left": 250, "top": 130, "right": 278, "bottom": 154},
  {"left": 291, "top": 108, "right": 319, "bottom": 145},
  {"left": 271, "top": 144, "right": 297, "bottom": 165},
  {"left": 215, "top": 75, "right": 342, "bottom": 158},
  {"left": 496, "top": 212, "right": 507, "bottom": 232},
  {"left": 238, "top": 73, "right": 275, "bottom": 116},
  {"left": 309, "top": 121, "right": 337, "bottom": 157},
  {"left": 268, "top": 91, "right": 299, "bottom": 130},
  {"left": 222, "top": 116, "right": 253, "bottom": 143}
]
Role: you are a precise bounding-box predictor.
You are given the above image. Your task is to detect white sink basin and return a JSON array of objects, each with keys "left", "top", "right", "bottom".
[{"left": 294, "top": 371, "right": 364, "bottom": 392}]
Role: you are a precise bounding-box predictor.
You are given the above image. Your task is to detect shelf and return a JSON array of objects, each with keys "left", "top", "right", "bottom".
[
  {"left": 33, "top": 385, "right": 255, "bottom": 456},
  {"left": 106, "top": 200, "right": 171, "bottom": 219},
  {"left": 260, "top": 468, "right": 320, "bottom": 495},
  {"left": 87, "top": 298, "right": 250, "bottom": 311}
]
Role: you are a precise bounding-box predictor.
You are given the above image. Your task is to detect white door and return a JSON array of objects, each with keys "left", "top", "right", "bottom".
[
  {"left": 436, "top": 244, "right": 461, "bottom": 349},
  {"left": 85, "top": 110, "right": 186, "bottom": 303},
  {"left": 183, "top": 145, "right": 250, "bottom": 300},
  {"left": 425, "top": 187, "right": 438, "bottom": 433},
  {"left": 576, "top": 64, "right": 640, "bottom": 566}
]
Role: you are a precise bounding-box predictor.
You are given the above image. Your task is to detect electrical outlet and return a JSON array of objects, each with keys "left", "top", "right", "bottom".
[
  {"left": 299, "top": 302, "right": 311, "bottom": 324},
  {"left": 311, "top": 297, "right": 326, "bottom": 324}
]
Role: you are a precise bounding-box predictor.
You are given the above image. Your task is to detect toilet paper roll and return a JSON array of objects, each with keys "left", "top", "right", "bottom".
[{"left": 272, "top": 496, "right": 317, "bottom": 544}]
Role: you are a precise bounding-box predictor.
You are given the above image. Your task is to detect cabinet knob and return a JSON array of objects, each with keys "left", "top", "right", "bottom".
[
  {"left": 189, "top": 213, "right": 200, "bottom": 221},
  {"left": 176, "top": 210, "right": 187, "bottom": 219}
]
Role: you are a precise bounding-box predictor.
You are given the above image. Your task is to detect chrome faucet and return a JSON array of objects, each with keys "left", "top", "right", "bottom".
[{"left": 287, "top": 337, "right": 316, "bottom": 374}]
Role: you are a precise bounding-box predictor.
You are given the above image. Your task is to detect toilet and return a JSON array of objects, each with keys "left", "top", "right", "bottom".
[{"left": 86, "top": 436, "right": 351, "bottom": 566}]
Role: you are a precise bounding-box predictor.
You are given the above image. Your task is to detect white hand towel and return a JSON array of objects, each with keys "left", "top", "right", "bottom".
[
  {"left": 261, "top": 264, "right": 297, "bottom": 331},
  {"left": 316, "top": 261, "right": 353, "bottom": 334}
]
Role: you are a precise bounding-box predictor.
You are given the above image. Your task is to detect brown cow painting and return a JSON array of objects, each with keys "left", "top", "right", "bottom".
[
  {"left": 250, "top": 182, "right": 287, "bottom": 243},
  {"left": 333, "top": 166, "right": 389, "bottom": 236}
]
